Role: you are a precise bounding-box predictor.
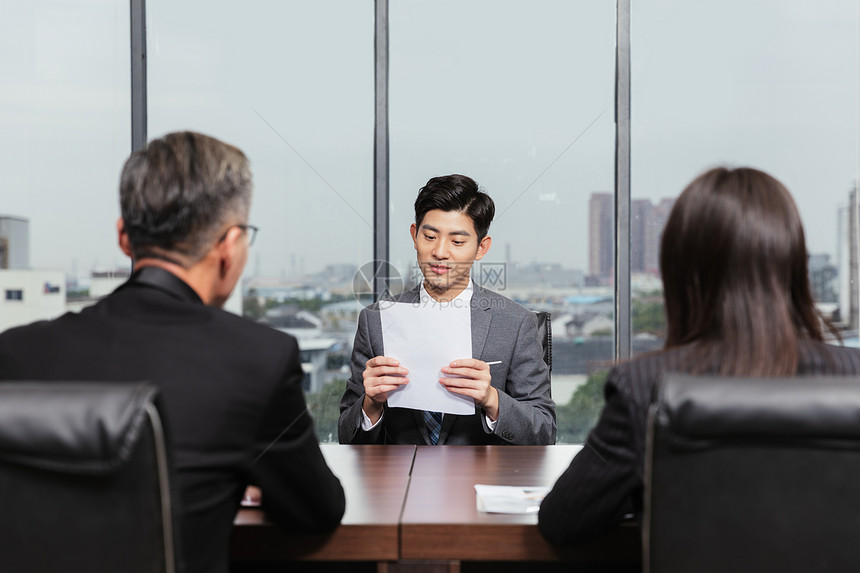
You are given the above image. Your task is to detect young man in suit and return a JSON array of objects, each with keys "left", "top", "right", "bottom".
[
  {"left": 0, "top": 131, "right": 345, "bottom": 573},
  {"left": 338, "top": 174, "right": 556, "bottom": 445}
]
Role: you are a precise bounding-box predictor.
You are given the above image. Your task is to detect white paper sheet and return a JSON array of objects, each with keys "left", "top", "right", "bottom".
[
  {"left": 380, "top": 301, "right": 475, "bottom": 415},
  {"left": 474, "top": 484, "right": 550, "bottom": 514}
]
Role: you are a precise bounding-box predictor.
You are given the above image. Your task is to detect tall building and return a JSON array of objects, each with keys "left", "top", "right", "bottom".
[
  {"left": 809, "top": 253, "right": 838, "bottom": 304},
  {"left": 0, "top": 215, "right": 29, "bottom": 270},
  {"left": 839, "top": 186, "right": 859, "bottom": 330},
  {"left": 588, "top": 193, "right": 613, "bottom": 281},
  {"left": 594, "top": 195, "right": 675, "bottom": 280},
  {"left": 643, "top": 198, "right": 675, "bottom": 274}
]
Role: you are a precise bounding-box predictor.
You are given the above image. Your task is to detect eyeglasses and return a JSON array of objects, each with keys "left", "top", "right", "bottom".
[{"left": 219, "top": 224, "right": 259, "bottom": 246}]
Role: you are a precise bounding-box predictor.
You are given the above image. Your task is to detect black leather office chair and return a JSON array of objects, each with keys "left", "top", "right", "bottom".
[
  {"left": 644, "top": 373, "right": 860, "bottom": 573},
  {"left": 534, "top": 311, "right": 552, "bottom": 372},
  {"left": 0, "top": 382, "right": 180, "bottom": 573}
]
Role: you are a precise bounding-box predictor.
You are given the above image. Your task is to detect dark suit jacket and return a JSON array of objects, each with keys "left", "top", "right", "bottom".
[
  {"left": 0, "top": 267, "right": 345, "bottom": 573},
  {"left": 537, "top": 339, "right": 860, "bottom": 546},
  {"left": 338, "top": 283, "right": 556, "bottom": 445}
]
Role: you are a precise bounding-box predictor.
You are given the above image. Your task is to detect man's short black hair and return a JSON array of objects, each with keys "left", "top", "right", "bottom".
[{"left": 414, "top": 174, "right": 495, "bottom": 240}]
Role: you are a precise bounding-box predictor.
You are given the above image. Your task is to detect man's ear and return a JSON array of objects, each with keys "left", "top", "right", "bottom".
[
  {"left": 475, "top": 235, "right": 492, "bottom": 261},
  {"left": 216, "top": 225, "right": 243, "bottom": 277},
  {"left": 410, "top": 223, "right": 418, "bottom": 247},
  {"left": 117, "top": 218, "right": 133, "bottom": 258}
]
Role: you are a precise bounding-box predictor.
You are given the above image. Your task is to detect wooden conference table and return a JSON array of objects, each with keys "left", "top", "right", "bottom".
[{"left": 231, "top": 444, "right": 640, "bottom": 571}]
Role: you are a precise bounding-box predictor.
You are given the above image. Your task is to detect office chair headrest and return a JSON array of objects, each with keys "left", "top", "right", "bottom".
[
  {"left": 654, "top": 373, "right": 860, "bottom": 443},
  {"left": 0, "top": 382, "right": 160, "bottom": 475}
]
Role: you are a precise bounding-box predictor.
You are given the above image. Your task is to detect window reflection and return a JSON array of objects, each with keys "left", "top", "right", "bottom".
[
  {"left": 631, "top": 0, "right": 860, "bottom": 353},
  {"left": 4, "top": 1, "right": 856, "bottom": 445},
  {"left": 0, "top": 0, "right": 129, "bottom": 333},
  {"left": 390, "top": 0, "right": 617, "bottom": 444},
  {"left": 148, "top": 0, "right": 374, "bottom": 441}
]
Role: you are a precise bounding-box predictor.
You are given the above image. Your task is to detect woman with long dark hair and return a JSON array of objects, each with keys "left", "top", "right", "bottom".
[{"left": 538, "top": 166, "right": 860, "bottom": 545}]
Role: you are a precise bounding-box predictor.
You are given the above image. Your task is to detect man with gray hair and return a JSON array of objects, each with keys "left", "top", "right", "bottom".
[{"left": 0, "top": 131, "right": 345, "bottom": 573}]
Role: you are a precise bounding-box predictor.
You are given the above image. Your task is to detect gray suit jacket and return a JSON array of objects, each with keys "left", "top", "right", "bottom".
[{"left": 338, "top": 283, "right": 556, "bottom": 445}]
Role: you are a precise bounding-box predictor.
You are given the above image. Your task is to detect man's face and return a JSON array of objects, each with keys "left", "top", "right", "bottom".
[{"left": 410, "top": 209, "right": 491, "bottom": 301}]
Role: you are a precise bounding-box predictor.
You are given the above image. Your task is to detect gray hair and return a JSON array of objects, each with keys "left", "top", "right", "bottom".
[{"left": 119, "top": 131, "right": 253, "bottom": 265}]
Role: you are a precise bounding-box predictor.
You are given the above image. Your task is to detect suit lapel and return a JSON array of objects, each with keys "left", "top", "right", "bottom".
[{"left": 470, "top": 284, "right": 492, "bottom": 361}]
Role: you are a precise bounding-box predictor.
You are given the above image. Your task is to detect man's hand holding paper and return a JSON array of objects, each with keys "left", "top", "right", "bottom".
[
  {"left": 441, "top": 359, "right": 499, "bottom": 420},
  {"left": 361, "top": 356, "right": 409, "bottom": 423},
  {"left": 379, "top": 301, "right": 475, "bottom": 415}
]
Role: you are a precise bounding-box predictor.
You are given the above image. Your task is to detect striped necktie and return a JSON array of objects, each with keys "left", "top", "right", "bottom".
[{"left": 424, "top": 410, "right": 443, "bottom": 445}]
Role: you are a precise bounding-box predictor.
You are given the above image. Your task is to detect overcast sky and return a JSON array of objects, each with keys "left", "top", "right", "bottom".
[{"left": 1, "top": 0, "right": 857, "bottom": 282}]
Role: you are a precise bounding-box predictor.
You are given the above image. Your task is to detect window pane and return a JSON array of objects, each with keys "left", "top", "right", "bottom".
[
  {"left": 631, "top": 0, "right": 860, "bottom": 349},
  {"left": 0, "top": 1, "right": 130, "bottom": 333},
  {"left": 390, "top": 0, "right": 617, "bottom": 443},
  {"left": 148, "top": 0, "right": 374, "bottom": 441}
]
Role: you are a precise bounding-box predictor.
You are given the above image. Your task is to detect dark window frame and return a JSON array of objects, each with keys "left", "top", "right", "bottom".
[{"left": 5, "top": 289, "right": 23, "bottom": 302}]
